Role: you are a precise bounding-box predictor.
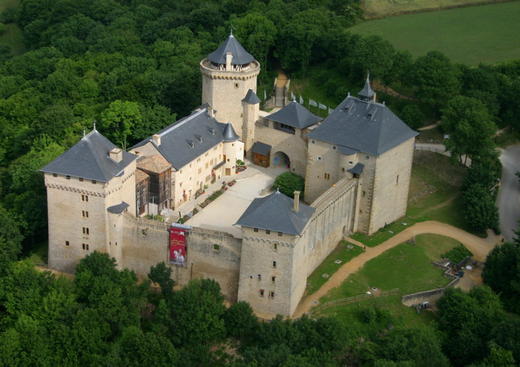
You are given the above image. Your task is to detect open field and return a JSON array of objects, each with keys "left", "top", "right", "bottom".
[
  {"left": 351, "top": 1, "right": 520, "bottom": 65},
  {"left": 361, "top": 0, "right": 509, "bottom": 18},
  {"left": 314, "top": 234, "right": 463, "bottom": 328}
]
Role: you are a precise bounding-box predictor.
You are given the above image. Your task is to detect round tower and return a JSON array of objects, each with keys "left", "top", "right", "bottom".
[{"left": 200, "top": 32, "right": 260, "bottom": 140}]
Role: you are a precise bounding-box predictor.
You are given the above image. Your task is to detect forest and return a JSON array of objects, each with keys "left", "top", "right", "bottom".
[{"left": 0, "top": 0, "right": 519, "bottom": 365}]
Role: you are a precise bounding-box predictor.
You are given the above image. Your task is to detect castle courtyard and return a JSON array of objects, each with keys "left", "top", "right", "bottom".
[{"left": 186, "top": 162, "right": 287, "bottom": 237}]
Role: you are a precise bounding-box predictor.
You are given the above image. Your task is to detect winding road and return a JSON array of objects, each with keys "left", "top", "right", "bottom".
[
  {"left": 292, "top": 220, "right": 500, "bottom": 318},
  {"left": 498, "top": 145, "right": 520, "bottom": 242}
]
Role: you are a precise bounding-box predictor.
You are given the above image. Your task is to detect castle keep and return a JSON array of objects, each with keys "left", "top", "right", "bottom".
[{"left": 42, "top": 34, "right": 417, "bottom": 317}]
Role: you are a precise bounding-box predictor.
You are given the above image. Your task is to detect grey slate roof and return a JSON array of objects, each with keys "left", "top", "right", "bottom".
[
  {"left": 242, "top": 89, "right": 260, "bottom": 104},
  {"left": 252, "top": 142, "right": 271, "bottom": 156},
  {"left": 265, "top": 101, "right": 321, "bottom": 129},
  {"left": 132, "top": 108, "right": 230, "bottom": 170},
  {"left": 208, "top": 34, "right": 255, "bottom": 65},
  {"left": 236, "top": 191, "right": 315, "bottom": 235},
  {"left": 107, "top": 201, "right": 129, "bottom": 214},
  {"left": 41, "top": 130, "right": 136, "bottom": 182},
  {"left": 358, "top": 75, "right": 375, "bottom": 100},
  {"left": 308, "top": 96, "right": 418, "bottom": 156},
  {"left": 348, "top": 163, "right": 365, "bottom": 175},
  {"left": 223, "top": 123, "right": 239, "bottom": 142}
]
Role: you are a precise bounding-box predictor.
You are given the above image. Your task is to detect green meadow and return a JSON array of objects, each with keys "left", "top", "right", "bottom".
[{"left": 351, "top": 1, "right": 520, "bottom": 65}]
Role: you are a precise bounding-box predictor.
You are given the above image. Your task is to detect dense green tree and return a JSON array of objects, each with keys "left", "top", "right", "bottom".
[
  {"left": 272, "top": 172, "right": 305, "bottom": 197},
  {"left": 231, "top": 12, "right": 277, "bottom": 68},
  {"left": 100, "top": 100, "right": 141, "bottom": 148},
  {"left": 411, "top": 51, "right": 460, "bottom": 113},
  {"left": 223, "top": 301, "right": 258, "bottom": 340},
  {"left": 462, "top": 183, "right": 499, "bottom": 233},
  {"left": 400, "top": 104, "right": 425, "bottom": 129},
  {"left": 148, "top": 262, "right": 175, "bottom": 296},
  {"left": 441, "top": 95, "right": 496, "bottom": 162},
  {"left": 437, "top": 287, "right": 504, "bottom": 366},
  {"left": 483, "top": 240, "right": 520, "bottom": 314}
]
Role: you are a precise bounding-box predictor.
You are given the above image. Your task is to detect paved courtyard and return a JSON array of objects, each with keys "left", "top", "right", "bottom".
[{"left": 186, "top": 163, "right": 287, "bottom": 237}]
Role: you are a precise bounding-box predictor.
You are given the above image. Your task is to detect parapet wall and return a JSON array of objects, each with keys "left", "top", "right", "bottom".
[{"left": 121, "top": 215, "right": 242, "bottom": 301}]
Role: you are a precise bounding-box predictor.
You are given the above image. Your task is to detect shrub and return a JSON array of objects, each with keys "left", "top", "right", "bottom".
[
  {"left": 441, "top": 244, "right": 472, "bottom": 264},
  {"left": 272, "top": 172, "right": 304, "bottom": 197},
  {"left": 400, "top": 104, "right": 425, "bottom": 129}
]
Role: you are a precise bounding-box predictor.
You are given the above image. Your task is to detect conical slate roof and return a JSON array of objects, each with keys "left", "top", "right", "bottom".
[
  {"left": 236, "top": 191, "right": 315, "bottom": 235},
  {"left": 265, "top": 101, "right": 321, "bottom": 129},
  {"left": 358, "top": 74, "right": 375, "bottom": 100},
  {"left": 208, "top": 33, "right": 255, "bottom": 65},
  {"left": 242, "top": 89, "right": 260, "bottom": 104},
  {"left": 222, "top": 123, "right": 239, "bottom": 141},
  {"left": 41, "top": 130, "right": 136, "bottom": 182}
]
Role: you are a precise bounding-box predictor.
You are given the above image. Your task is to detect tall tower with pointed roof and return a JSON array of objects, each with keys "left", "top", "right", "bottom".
[{"left": 200, "top": 33, "right": 260, "bottom": 142}]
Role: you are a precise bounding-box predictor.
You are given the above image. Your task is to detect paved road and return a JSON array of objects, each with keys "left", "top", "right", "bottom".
[
  {"left": 498, "top": 145, "right": 520, "bottom": 242},
  {"left": 292, "top": 220, "right": 500, "bottom": 318}
]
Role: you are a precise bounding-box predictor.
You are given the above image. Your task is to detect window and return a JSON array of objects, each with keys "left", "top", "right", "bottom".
[
  {"left": 53, "top": 173, "right": 57, "bottom": 177},
  {"left": 82, "top": 210, "right": 89, "bottom": 218},
  {"left": 213, "top": 244, "right": 220, "bottom": 252},
  {"left": 272, "top": 261, "right": 277, "bottom": 268},
  {"left": 278, "top": 232, "right": 283, "bottom": 237},
  {"left": 81, "top": 194, "right": 88, "bottom": 202},
  {"left": 271, "top": 276, "right": 276, "bottom": 282},
  {"left": 82, "top": 243, "right": 89, "bottom": 251},
  {"left": 362, "top": 191, "right": 366, "bottom": 197},
  {"left": 65, "top": 241, "right": 69, "bottom": 246},
  {"left": 273, "top": 243, "right": 278, "bottom": 251},
  {"left": 332, "top": 145, "right": 337, "bottom": 150},
  {"left": 82, "top": 227, "right": 89, "bottom": 235},
  {"left": 269, "top": 291, "right": 275, "bottom": 298},
  {"left": 253, "top": 228, "right": 258, "bottom": 232},
  {"left": 66, "top": 175, "right": 71, "bottom": 180},
  {"left": 396, "top": 175, "right": 399, "bottom": 184},
  {"left": 311, "top": 140, "right": 315, "bottom": 144},
  {"left": 257, "top": 274, "right": 261, "bottom": 280},
  {"left": 324, "top": 173, "right": 330, "bottom": 180},
  {"left": 79, "top": 177, "right": 84, "bottom": 182},
  {"left": 317, "top": 156, "right": 322, "bottom": 161},
  {"left": 259, "top": 289, "right": 265, "bottom": 297},
  {"left": 366, "top": 155, "right": 370, "bottom": 159},
  {"left": 342, "top": 167, "right": 345, "bottom": 173},
  {"left": 266, "top": 230, "right": 271, "bottom": 235},
  {"left": 235, "top": 83, "right": 239, "bottom": 88}
]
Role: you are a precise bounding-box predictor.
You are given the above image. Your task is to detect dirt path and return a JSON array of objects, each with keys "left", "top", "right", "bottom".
[{"left": 292, "top": 220, "right": 500, "bottom": 318}]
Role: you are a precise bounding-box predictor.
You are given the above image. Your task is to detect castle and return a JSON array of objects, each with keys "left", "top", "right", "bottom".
[{"left": 42, "top": 34, "right": 417, "bottom": 317}]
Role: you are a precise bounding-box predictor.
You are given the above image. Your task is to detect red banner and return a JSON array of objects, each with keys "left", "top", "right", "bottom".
[{"left": 168, "top": 224, "right": 189, "bottom": 266}]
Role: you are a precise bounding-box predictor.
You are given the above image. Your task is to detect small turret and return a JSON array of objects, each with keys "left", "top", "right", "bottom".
[{"left": 358, "top": 73, "right": 376, "bottom": 102}]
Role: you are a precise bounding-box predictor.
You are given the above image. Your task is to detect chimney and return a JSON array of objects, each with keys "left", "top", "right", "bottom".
[
  {"left": 110, "top": 148, "right": 123, "bottom": 163},
  {"left": 152, "top": 134, "right": 161, "bottom": 146},
  {"left": 293, "top": 191, "right": 301, "bottom": 213},
  {"left": 226, "top": 52, "right": 233, "bottom": 71}
]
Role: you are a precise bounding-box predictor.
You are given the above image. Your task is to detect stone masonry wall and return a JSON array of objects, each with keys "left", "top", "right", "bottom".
[
  {"left": 369, "top": 138, "right": 415, "bottom": 234},
  {"left": 121, "top": 215, "right": 242, "bottom": 301},
  {"left": 254, "top": 118, "right": 309, "bottom": 176}
]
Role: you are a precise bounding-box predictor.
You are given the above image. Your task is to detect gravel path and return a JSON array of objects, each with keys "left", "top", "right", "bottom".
[{"left": 292, "top": 220, "right": 500, "bottom": 318}]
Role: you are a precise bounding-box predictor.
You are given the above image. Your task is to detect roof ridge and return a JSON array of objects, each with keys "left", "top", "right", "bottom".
[
  {"left": 158, "top": 108, "right": 207, "bottom": 137},
  {"left": 84, "top": 132, "right": 111, "bottom": 181}
]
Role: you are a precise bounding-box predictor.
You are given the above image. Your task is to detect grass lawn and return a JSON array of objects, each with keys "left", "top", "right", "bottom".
[
  {"left": 314, "top": 234, "right": 463, "bottom": 328},
  {"left": 361, "top": 0, "right": 504, "bottom": 18},
  {"left": 351, "top": 1, "right": 520, "bottom": 65},
  {"left": 351, "top": 151, "right": 467, "bottom": 246},
  {"left": 306, "top": 241, "right": 363, "bottom": 295}
]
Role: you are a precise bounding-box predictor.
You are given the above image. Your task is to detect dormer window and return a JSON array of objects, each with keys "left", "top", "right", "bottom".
[
  {"left": 187, "top": 140, "right": 194, "bottom": 148},
  {"left": 209, "top": 128, "right": 215, "bottom": 135},
  {"left": 195, "top": 135, "right": 203, "bottom": 143}
]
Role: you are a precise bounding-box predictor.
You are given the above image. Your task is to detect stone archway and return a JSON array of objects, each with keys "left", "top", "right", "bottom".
[{"left": 273, "top": 151, "right": 291, "bottom": 169}]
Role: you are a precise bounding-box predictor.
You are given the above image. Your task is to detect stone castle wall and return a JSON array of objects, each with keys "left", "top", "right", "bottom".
[
  {"left": 254, "top": 116, "right": 309, "bottom": 176},
  {"left": 121, "top": 215, "right": 242, "bottom": 301},
  {"left": 369, "top": 138, "right": 415, "bottom": 234}
]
